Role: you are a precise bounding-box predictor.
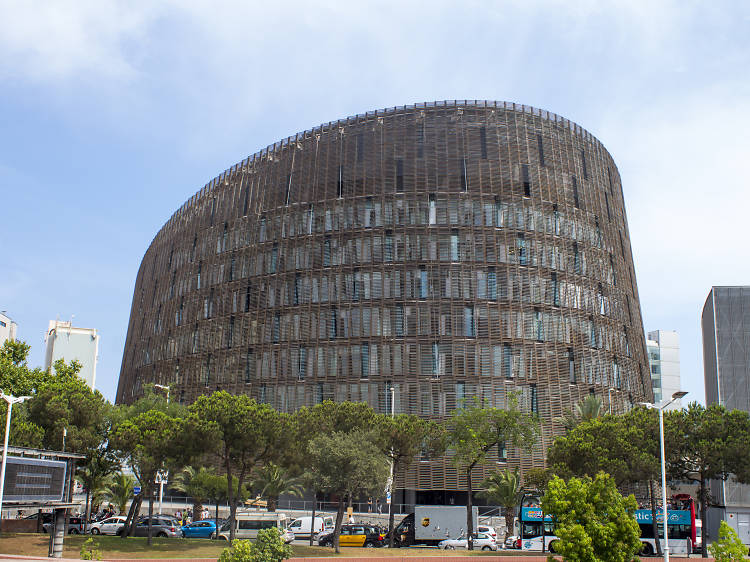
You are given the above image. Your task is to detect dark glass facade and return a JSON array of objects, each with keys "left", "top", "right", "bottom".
[{"left": 117, "top": 100, "right": 652, "bottom": 491}]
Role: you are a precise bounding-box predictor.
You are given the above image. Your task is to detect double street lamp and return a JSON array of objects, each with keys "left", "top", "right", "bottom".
[
  {"left": 152, "top": 385, "right": 170, "bottom": 513},
  {"left": 0, "top": 391, "right": 32, "bottom": 521},
  {"left": 153, "top": 384, "right": 170, "bottom": 403},
  {"left": 640, "top": 390, "right": 688, "bottom": 562}
]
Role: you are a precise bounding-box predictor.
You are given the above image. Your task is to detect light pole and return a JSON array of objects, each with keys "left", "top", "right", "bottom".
[
  {"left": 386, "top": 386, "right": 395, "bottom": 502},
  {"left": 640, "top": 390, "right": 688, "bottom": 562},
  {"left": 0, "top": 391, "right": 32, "bottom": 521},
  {"left": 387, "top": 386, "right": 395, "bottom": 545},
  {"left": 154, "top": 384, "right": 170, "bottom": 403},
  {"left": 608, "top": 388, "right": 615, "bottom": 415},
  {"left": 155, "top": 470, "right": 168, "bottom": 515}
]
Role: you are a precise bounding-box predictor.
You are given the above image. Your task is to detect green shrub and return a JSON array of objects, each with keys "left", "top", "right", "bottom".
[
  {"left": 218, "top": 527, "right": 292, "bottom": 562},
  {"left": 79, "top": 537, "right": 101, "bottom": 561},
  {"left": 541, "top": 472, "right": 642, "bottom": 562},
  {"left": 709, "top": 521, "right": 749, "bottom": 562}
]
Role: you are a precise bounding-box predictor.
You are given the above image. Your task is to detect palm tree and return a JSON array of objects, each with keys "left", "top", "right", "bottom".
[
  {"left": 103, "top": 472, "right": 136, "bottom": 515},
  {"left": 251, "top": 463, "right": 303, "bottom": 512},
  {"left": 554, "top": 395, "right": 603, "bottom": 431},
  {"left": 77, "top": 452, "right": 118, "bottom": 532},
  {"left": 171, "top": 466, "right": 215, "bottom": 521},
  {"left": 479, "top": 468, "right": 523, "bottom": 542}
]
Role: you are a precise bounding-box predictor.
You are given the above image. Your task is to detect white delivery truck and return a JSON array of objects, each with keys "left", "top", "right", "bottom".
[
  {"left": 288, "top": 515, "right": 334, "bottom": 539},
  {"left": 392, "top": 506, "right": 479, "bottom": 547}
]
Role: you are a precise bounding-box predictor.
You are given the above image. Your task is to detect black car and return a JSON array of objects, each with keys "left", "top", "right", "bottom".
[{"left": 23, "top": 512, "right": 54, "bottom": 525}]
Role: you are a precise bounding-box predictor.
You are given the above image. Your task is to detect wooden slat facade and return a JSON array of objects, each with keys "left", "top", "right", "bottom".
[{"left": 116, "top": 100, "right": 653, "bottom": 491}]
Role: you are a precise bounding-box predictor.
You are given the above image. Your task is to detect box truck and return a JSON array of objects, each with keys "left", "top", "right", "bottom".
[{"left": 392, "top": 506, "right": 478, "bottom": 547}]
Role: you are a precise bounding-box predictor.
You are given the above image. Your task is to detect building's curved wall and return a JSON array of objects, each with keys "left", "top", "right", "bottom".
[{"left": 117, "top": 100, "right": 652, "bottom": 490}]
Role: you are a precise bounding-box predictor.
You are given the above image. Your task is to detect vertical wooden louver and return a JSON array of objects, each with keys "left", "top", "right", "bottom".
[{"left": 117, "top": 101, "right": 653, "bottom": 491}]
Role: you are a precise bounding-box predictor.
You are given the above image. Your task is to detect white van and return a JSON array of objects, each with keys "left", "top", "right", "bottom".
[
  {"left": 288, "top": 515, "right": 334, "bottom": 539},
  {"left": 217, "top": 512, "right": 291, "bottom": 542}
]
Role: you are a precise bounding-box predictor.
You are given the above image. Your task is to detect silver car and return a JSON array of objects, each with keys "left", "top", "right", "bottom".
[
  {"left": 132, "top": 516, "right": 181, "bottom": 538},
  {"left": 438, "top": 532, "right": 498, "bottom": 551},
  {"left": 90, "top": 515, "right": 127, "bottom": 535}
]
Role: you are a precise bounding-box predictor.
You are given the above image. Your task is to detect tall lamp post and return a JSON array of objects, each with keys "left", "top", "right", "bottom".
[
  {"left": 387, "top": 386, "right": 395, "bottom": 546},
  {"left": 152, "top": 385, "right": 170, "bottom": 514},
  {"left": 154, "top": 384, "right": 170, "bottom": 403},
  {"left": 0, "top": 391, "right": 32, "bottom": 521},
  {"left": 640, "top": 390, "right": 688, "bottom": 562}
]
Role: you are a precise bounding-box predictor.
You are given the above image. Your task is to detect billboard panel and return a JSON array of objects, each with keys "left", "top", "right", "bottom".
[{"left": 3, "top": 456, "right": 67, "bottom": 502}]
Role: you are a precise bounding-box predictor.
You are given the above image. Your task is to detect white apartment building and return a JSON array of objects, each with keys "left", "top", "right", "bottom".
[
  {"left": 0, "top": 311, "right": 17, "bottom": 347},
  {"left": 646, "top": 330, "right": 682, "bottom": 411}
]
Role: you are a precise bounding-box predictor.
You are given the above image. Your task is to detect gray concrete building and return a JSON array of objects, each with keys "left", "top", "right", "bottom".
[
  {"left": 702, "top": 286, "right": 750, "bottom": 545},
  {"left": 44, "top": 320, "right": 100, "bottom": 390}
]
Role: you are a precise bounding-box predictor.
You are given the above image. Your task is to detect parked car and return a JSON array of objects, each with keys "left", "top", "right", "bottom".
[
  {"left": 181, "top": 519, "right": 220, "bottom": 539},
  {"left": 318, "top": 524, "right": 385, "bottom": 547},
  {"left": 504, "top": 534, "right": 519, "bottom": 549},
  {"left": 42, "top": 516, "right": 84, "bottom": 535},
  {"left": 438, "top": 532, "right": 498, "bottom": 551},
  {"left": 131, "top": 516, "right": 181, "bottom": 538},
  {"left": 23, "top": 512, "right": 54, "bottom": 525},
  {"left": 282, "top": 527, "right": 295, "bottom": 543},
  {"left": 477, "top": 525, "right": 498, "bottom": 542},
  {"left": 90, "top": 516, "right": 127, "bottom": 535}
]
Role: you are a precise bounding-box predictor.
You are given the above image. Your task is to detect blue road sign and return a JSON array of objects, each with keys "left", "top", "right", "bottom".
[{"left": 133, "top": 486, "right": 141, "bottom": 495}]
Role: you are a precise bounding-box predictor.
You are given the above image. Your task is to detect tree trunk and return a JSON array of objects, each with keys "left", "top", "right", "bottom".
[
  {"left": 388, "top": 461, "right": 397, "bottom": 548},
  {"left": 309, "top": 492, "right": 318, "bottom": 547},
  {"left": 84, "top": 489, "right": 91, "bottom": 535},
  {"left": 147, "top": 491, "right": 154, "bottom": 546},
  {"left": 229, "top": 465, "right": 248, "bottom": 544},
  {"left": 225, "top": 455, "right": 236, "bottom": 543},
  {"left": 123, "top": 494, "right": 142, "bottom": 538},
  {"left": 388, "top": 493, "right": 397, "bottom": 548},
  {"left": 267, "top": 496, "right": 277, "bottom": 512},
  {"left": 504, "top": 510, "right": 515, "bottom": 543},
  {"left": 466, "top": 468, "right": 474, "bottom": 550},
  {"left": 700, "top": 476, "right": 708, "bottom": 558},
  {"left": 214, "top": 499, "right": 219, "bottom": 538},
  {"left": 333, "top": 496, "right": 345, "bottom": 554},
  {"left": 193, "top": 500, "right": 203, "bottom": 521},
  {"left": 649, "top": 479, "right": 663, "bottom": 556}
]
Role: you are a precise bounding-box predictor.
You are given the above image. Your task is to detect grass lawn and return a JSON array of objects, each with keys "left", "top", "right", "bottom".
[{"left": 0, "top": 533, "right": 516, "bottom": 558}]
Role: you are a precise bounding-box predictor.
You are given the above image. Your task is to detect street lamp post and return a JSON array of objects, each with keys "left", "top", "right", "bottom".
[
  {"left": 155, "top": 471, "right": 168, "bottom": 515},
  {"left": 0, "top": 391, "right": 32, "bottom": 522},
  {"left": 640, "top": 390, "right": 688, "bottom": 562},
  {"left": 387, "top": 386, "right": 395, "bottom": 546},
  {"left": 154, "top": 384, "right": 170, "bottom": 403},
  {"left": 387, "top": 386, "right": 395, "bottom": 494}
]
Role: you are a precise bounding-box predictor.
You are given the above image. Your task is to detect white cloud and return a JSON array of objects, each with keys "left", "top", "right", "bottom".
[{"left": 0, "top": 0, "right": 161, "bottom": 82}]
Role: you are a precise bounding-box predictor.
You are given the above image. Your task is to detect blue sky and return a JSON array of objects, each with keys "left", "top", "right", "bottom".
[{"left": 1, "top": 0, "right": 748, "bottom": 403}]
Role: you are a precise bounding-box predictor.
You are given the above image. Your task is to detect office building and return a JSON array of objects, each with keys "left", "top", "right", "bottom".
[
  {"left": 117, "top": 100, "right": 652, "bottom": 501},
  {"left": 44, "top": 320, "right": 100, "bottom": 390},
  {"left": 702, "top": 286, "right": 750, "bottom": 544},
  {"left": 646, "top": 330, "right": 682, "bottom": 410},
  {"left": 0, "top": 311, "right": 17, "bottom": 347}
]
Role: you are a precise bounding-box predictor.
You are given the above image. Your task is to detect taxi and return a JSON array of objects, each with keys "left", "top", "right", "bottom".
[{"left": 318, "top": 524, "right": 385, "bottom": 547}]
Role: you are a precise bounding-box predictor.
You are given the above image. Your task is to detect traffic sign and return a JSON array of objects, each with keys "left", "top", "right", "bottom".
[{"left": 133, "top": 486, "right": 141, "bottom": 495}]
